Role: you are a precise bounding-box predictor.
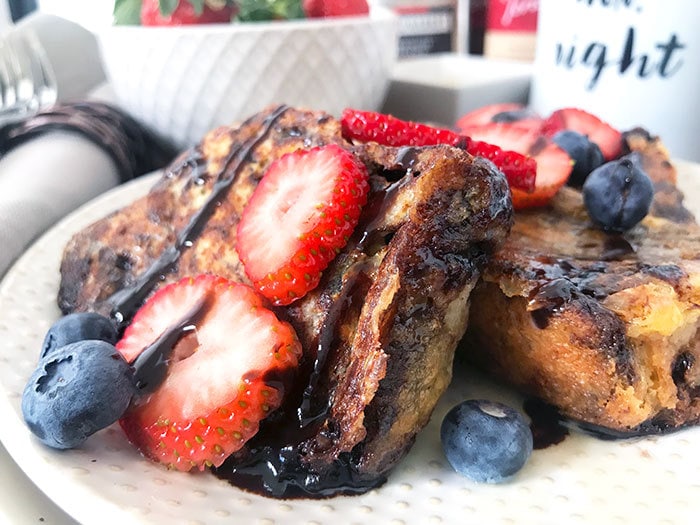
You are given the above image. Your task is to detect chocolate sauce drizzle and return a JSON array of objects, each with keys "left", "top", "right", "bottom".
[
  {"left": 528, "top": 278, "right": 580, "bottom": 329},
  {"left": 523, "top": 398, "right": 569, "bottom": 449},
  {"left": 523, "top": 396, "right": 692, "bottom": 447},
  {"left": 298, "top": 259, "right": 367, "bottom": 428},
  {"left": 106, "top": 105, "right": 289, "bottom": 327},
  {"left": 356, "top": 175, "right": 412, "bottom": 252},
  {"left": 131, "top": 294, "right": 214, "bottom": 394},
  {"left": 601, "top": 235, "right": 636, "bottom": 261}
]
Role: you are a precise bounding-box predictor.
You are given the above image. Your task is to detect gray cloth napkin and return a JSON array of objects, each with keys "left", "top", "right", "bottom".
[
  {"left": 0, "top": 131, "right": 121, "bottom": 277},
  {"left": 0, "top": 102, "right": 176, "bottom": 278}
]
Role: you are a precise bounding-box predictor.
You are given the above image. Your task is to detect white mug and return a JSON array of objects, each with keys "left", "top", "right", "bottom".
[{"left": 530, "top": 0, "right": 700, "bottom": 162}]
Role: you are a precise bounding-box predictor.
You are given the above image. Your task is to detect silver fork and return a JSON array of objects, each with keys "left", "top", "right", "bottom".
[{"left": 0, "top": 31, "right": 57, "bottom": 126}]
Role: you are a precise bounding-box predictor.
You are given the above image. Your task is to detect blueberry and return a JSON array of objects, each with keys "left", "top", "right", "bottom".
[
  {"left": 583, "top": 153, "right": 654, "bottom": 232},
  {"left": 552, "top": 130, "right": 605, "bottom": 187},
  {"left": 440, "top": 400, "right": 533, "bottom": 483},
  {"left": 41, "top": 312, "right": 118, "bottom": 361},
  {"left": 22, "top": 340, "right": 135, "bottom": 449}
]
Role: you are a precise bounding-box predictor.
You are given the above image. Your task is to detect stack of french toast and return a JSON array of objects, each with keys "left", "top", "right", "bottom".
[{"left": 54, "top": 104, "right": 699, "bottom": 495}]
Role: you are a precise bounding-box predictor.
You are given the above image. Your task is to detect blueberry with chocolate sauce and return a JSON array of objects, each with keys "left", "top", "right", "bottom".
[{"left": 583, "top": 153, "right": 654, "bottom": 232}]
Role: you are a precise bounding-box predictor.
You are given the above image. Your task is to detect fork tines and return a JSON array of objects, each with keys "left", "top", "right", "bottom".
[{"left": 0, "top": 31, "right": 57, "bottom": 126}]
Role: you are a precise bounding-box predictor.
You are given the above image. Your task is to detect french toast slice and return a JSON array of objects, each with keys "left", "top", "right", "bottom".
[
  {"left": 462, "top": 129, "right": 700, "bottom": 435},
  {"left": 57, "top": 106, "right": 513, "bottom": 495}
]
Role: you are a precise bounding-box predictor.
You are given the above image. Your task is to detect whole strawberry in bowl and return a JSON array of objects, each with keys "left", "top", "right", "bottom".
[
  {"left": 302, "top": 0, "right": 369, "bottom": 18},
  {"left": 138, "top": 0, "right": 239, "bottom": 25},
  {"left": 102, "top": 0, "right": 396, "bottom": 149}
]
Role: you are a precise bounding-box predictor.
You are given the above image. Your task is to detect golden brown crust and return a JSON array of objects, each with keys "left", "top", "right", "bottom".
[{"left": 462, "top": 130, "right": 700, "bottom": 434}]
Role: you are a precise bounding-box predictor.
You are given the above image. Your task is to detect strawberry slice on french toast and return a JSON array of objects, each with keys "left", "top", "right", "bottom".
[
  {"left": 237, "top": 145, "right": 369, "bottom": 305},
  {"left": 457, "top": 122, "right": 573, "bottom": 210},
  {"left": 117, "top": 275, "right": 301, "bottom": 471}
]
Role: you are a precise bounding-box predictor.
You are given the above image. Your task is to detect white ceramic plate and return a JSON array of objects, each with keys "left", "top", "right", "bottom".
[{"left": 0, "top": 171, "right": 698, "bottom": 525}]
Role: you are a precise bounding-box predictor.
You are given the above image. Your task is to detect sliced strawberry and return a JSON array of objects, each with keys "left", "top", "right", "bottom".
[
  {"left": 455, "top": 103, "right": 526, "bottom": 127},
  {"left": 542, "top": 108, "right": 622, "bottom": 161},
  {"left": 462, "top": 122, "right": 573, "bottom": 209},
  {"left": 459, "top": 122, "right": 541, "bottom": 193},
  {"left": 463, "top": 138, "right": 537, "bottom": 193},
  {"left": 303, "top": 0, "right": 370, "bottom": 18},
  {"left": 117, "top": 275, "right": 301, "bottom": 471},
  {"left": 456, "top": 103, "right": 544, "bottom": 134},
  {"left": 237, "top": 144, "right": 369, "bottom": 306},
  {"left": 341, "top": 108, "right": 464, "bottom": 148},
  {"left": 510, "top": 141, "right": 573, "bottom": 210},
  {"left": 458, "top": 122, "right": 540, "bottom": 156},
  {"left": 341, "top": 109, "right": 536, "bottom": 192},
  {"left": 141, "top": 0, "right": 236, "bottom": 26}
]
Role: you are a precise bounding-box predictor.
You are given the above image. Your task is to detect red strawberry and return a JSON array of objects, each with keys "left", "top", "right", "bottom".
[
  {"left": 340, "top": 109, "right": 536, "bottom": 192},
  {"left": 303, "top": 0, "right": 370, "bottom": 18},
  {"left": 542, "top": 108, "right": 622, "bottom": 160},
  {"left": 117, "top": 275, "right": 301, "bottom": 471},
  {"left": 456, "top": 103, "right": 544, "bottom": 134},
  {"left": 458, "top": 122, "right": 540, "bottom": 157},
  {"left": 462, "top": 123, "right": 573, "bottom": 210},
  {"left": 456, "top": 103, "right": 528, "bottom": 127},
  {"left": 236, "top": 144, "right": 369, "bottom": 306},
  {"left": 341, "top": 108, "right": 464, "bottom": 147},
  {"left": 510, "top": 142, "right": 573, "bottom": 209},
  {"left": 463, "top": 138, "right": 537, "bottom": 193},
  {"left": 141, "top": 0, "right": 236, "bottom": 26}
]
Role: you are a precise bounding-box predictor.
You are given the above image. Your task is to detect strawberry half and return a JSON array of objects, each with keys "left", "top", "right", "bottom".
[
  {"left": 456, "top": 103, "right": 525, "bottom": 127},
  {"left": 341, "top": 108, "right": 464, "bottom": 148},
  {"left": 236, "top": 144, "right": 369, "bottom": 306},
  {"left": 510, "top": 142, "right": 573, "bottom": 209},
  {"left": 303, "top": 0, "right": 370, "bottom": 18},
  {"left": 461, "top": 122, "right": 573, "bottom": 210},
  {"left": 455, "top": 103, "right": 537, "bottom": 128},
  {"left": 117, "top": 275, "right": 301, "bottom": 471},
  {"left": 340, "top": 109, "right": 536, "bottom": 192},
  {"left": 141, "top": 0, "right": 236, "bottom": 26},
  {"left": 542, "top": 107, "right": 622, "bottom": 161},
  {"left": 458, "top": 122, "right": 541, "bottom": 158}
]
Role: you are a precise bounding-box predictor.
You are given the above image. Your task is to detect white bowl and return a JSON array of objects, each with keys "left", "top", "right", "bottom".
[{"left": 97, "top": 9, "right": 398, "bottom": 149}]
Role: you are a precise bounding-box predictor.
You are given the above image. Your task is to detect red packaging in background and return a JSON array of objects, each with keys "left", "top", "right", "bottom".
[{"left": 484, "top": 0, "right": 539, "bottom": 61}]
